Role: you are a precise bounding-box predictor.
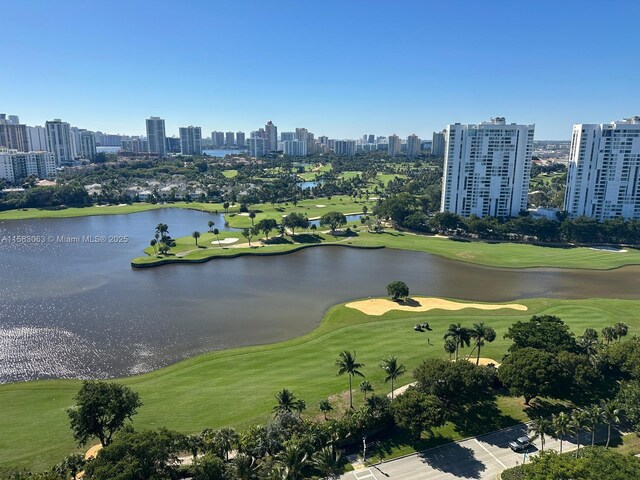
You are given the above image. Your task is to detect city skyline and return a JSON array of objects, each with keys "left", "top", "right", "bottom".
[{"left": 2, "top": 0, "right": 639, "bottom": 139}]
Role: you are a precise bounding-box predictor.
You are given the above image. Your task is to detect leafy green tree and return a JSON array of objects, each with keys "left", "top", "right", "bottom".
[
  {"left": 469, "top": 322, "right": 496, "bottom": 365},
  {"left": 618, "top": 380, "right": 640, "bottom": 434},
  {"left": 67, "top": 381, "right": 142, "bottom": 447},
  {"left": 150, "top": 238, "right": 157, "bottom": 255},
  {"left": 380, "top": 355, "right": 406, "bottom": 400},
  {"left": 505, "top": 315, "right": 577, "bottom": 354},
  {"left": 320, "top": 211, "right": 347, "bottom": 232},
  {"left": 213, "top": 228, "right": 221, "bottom": 246},
  {"left": 208, "top": 220, "right": 215, "bottom": 232},
  {"left": 386, "top": 280, "right": 409, "bottom": 301},
  {"left": 312, "top": 446, "right": 343, "bottom": 480},
  {"left": 443, "top": 338, "right": 457, "bottom": 360},
  {"left": 282, "top": 212, "right": 309, "bottom": 236},
  {"left": 53, "top": 454, "right": 85, "bottom": 480},
  {"left": 223, "top": 202, "right": 230, "bottom": 213},
  {"left": 232, "top": 453, "right": 260, "bottom": 480},
  {"left": 373, "top": 193, "right": 418, "bottom": 225},
  {"left": 444, "top": 323, "right": 471, "bottom": 361},
  {"left": 192, "top": 230, "right": 201, "bottom": 246},
  {"left": 498, "top": 348, "right": 562, "bottom": 405},
  {"left": 392, "top": 388, "right": 446, "bottom": 439},
  {"left": 192, "top": 452, "right": 226, "bottom": 480},
  {"left": 256, "top": 218, "right": 278, "bottom": 239},
  {"left": 242, "top": 227, "right": 255, "bottom": 247},
  {"left": 336, "top": 351, "right": 365, "bottom": 409},
  {"left": 249, "top": 211, "right": 256, "bottom": 225},
  {"left": 83, "top": 427, "right": 184, "bottom": 480},
  {"left": 413, "top": 358, "right": 495, "bottom": 408},
  {"left": 318, "top": 399, "right": 333, "bottom": 420},
  {"left": 359, "top": 380, "right": 373, "bottom": 399}
]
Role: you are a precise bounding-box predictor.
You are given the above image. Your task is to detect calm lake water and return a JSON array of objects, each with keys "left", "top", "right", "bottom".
[{"left": 1, "top": 208, "right": 639, "bottom": 383}]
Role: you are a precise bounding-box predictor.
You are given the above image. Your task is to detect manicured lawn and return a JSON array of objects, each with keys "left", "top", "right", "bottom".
[
  {"left": 222, "top": 169, "right": 238, "bottom": 178},
  {"left": 0, "top": 297, "right": 637, "bottom": 470}
]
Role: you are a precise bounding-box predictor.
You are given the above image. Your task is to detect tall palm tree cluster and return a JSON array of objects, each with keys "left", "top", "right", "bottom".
[
  {"left": 528, "top": 401, "right": 621, "bottom": 457},
  {"left": 444, "top": 322, "right": 497, "bottom": 364},
  {"left": 150, "top": 223, "right": 176, "bottom": 256}
]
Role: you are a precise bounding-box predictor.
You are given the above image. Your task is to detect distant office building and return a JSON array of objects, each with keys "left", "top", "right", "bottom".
[
  {"left": 388, "top": 134, "right": 402, "bottom": 156},
  {"left": 146, "top": 117, "right": 167, "bottom": 156},
  {"left": 80, "top": 131, "right": 97, "bottom": 160},
  {"left": 265, "top": 121, "right": 278, "bottom": 152},
  {"left": 280, "top": 140, "right": 308, "bottom": 157},
  {"left": 564, "top": 116, "right": 640, "bottom": 220},
  {"left": 281, "top": 132, "right": 296, "bottom": 142},
  {"left": 179, "top": 126, "right": 203, "bottom": 155},
  {"left": 0, "top": 148, "right": 56, "bottom": 182},
  {"left": 318, "top": 136, "right": 328, "bottom": 145},
  {"left": 363, "top": 134, "right": 375, "bottom": 144},
  {"left": 406, "top": 134, "right": 421, "bottom": 157},
  {"left": 334, "top": 140, "right": 356, "bottom": 156},
  {"left": 45, "top": 119, "right": 74, "bottom": 165},
  {"left": 432, "top": 130, "right": 445, "bottom": 156},
  {"left": 0, "top": 114, "right": 29, "bottom": 152},
  {"left": 236, "top": 131, "right": 245, "bottom": 148},
  {"left": 211, "top": 131, "right": 225, "bottom": 147},
  {"left": 27, "top": 126, "right": 47, "bottom": 151},
  {"left": 441, "top": 117, "right": 535, "bottom": 218},
  {"left": 247, "top": 137, "right": 268, "bottom": 157},
  {"left": 225, "top": 131, "right": 235, "bottom": 146},
  {"left": 295, "top": 128, "right": 312, "bottom": 142}
]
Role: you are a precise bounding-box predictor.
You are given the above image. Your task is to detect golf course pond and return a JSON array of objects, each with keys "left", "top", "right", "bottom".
[{"left": 1, "top": 207, "right": 639, "bottom": 383}]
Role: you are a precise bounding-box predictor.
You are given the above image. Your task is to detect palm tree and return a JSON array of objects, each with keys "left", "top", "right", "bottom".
[
  {"left": 552, "top": 412, "right": 571, "bottom": 453},
  {"left": 192, "top": 230, "right": 201, "bottom": 246},
  {"left": 570, "top": 409, "right": 589, "bottom": 457},
  {"left": 273, "top": 389, "right": 297, "bottom": 416},
  {"left": 578, "top": 328, "right": 601, "bottom": 363},
  {"left": 213, "top": 228, "right": 221, "bottom": 246},
  {"left": 585, "top": 404, "right": 602, "bottom": 447},
  {"left": 444, "top": 323, "right": 471, "bottom": 361},
  {"left": 310, "top": 224, "right": 317, "bottom": 234},
  {"left": 468, "top": 322, "right": 497, "bottom": 365},
  {"left": 233, "top": 453, "right": 259, "bottom": 480},
  {"left": 223, "top": 202, "right": 230, "bottom": 214},
  {"left": 319, "top": 399, "right": 333, "bottom": 420},
  {"left": 359, "top": 380, "right": 373, "bottom": 400},
  {"left": 443, "top": 338, "right": 456, "bottom": 360},
  {"left": 613, "top": 322, "right": 629, "bottom": 342},
  {"left": 528, "top": 417, "right": 553, "bottom": 452},
  {"left": 336, "top": 351, "right": 365, "bottom": 409},
  {"left": 185, "top": 434, "right": 204, "bottom": 461},
  {"left": 208, "top": 220, "right": 215, "bottom": 233},
  {"left": 293, "top": 399, "right": 306, "bottom": 419},
  {"left": 601, "top": 326, "right": 616, "bottom": 345},
  {"left": 277, "top": 443, "right": 309, "bottom": 480},
  {"left": 214, "top": 427, "right": 239, "bottom": 461},
  {"left": 249, "top": 211, "right": 256, "bottom": 225},
  {"left": 155, "top": 223, "right": 169, "bottom": 241},
  {"left": 601, "top": 401, "right": 620, "bottom": 447},
  {"left": 150, "top": 238, "right": 158, "bottom": 256},
  {"left": 312, "top": 446, "right": 343, "bottom": 480},
  {"left": 380, "top": 355, "right": 406, "bottom": 400}
]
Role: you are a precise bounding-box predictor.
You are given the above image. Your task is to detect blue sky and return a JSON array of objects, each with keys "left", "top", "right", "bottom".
[{"left": 2, "top": 0, "right": 639, "bottom": 139}]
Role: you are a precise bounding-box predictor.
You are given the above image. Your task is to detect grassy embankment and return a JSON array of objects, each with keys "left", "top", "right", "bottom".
[{"left": 0, "top": 297, "right": 637, "bottom": 470}]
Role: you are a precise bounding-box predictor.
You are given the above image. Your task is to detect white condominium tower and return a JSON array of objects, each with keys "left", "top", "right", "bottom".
[
  {"left": 146, "top": 116, "right": 167, "bottom": 156},
  {"left": 179, "top": 126, "right": 202, "bottom": 155},
  {"left": 441, "top": 117, "right": 535, "bottom": 218},
  {"left": 564, "top": 116, "right": 640, "bottom": 220},
  {"left": 388, "top": 134, "right": 402, "bottom": 157},
  {"left": 45, "top": 119, "right": 74, "bottom": 165}
]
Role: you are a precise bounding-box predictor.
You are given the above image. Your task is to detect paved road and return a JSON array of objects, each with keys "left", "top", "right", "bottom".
[{"left": 341, "top": 423, "right": 614, "bottom": 480}]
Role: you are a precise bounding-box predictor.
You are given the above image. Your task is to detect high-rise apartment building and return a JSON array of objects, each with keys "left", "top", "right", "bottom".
[
  {"left": 0, "top": 148, "right": 56, "bottom": 182},
  {"left": 432, "top": 130, "right": 445, "bottom": 156},
  {"left": 279, "top": 140, "right": 308, "bottom": 157},
  {"left": 388, "top": 134, "right": 402, "bottom": 156},
  {"left": 236, "top": 131, "right": 245, "bottom": 148},
  {"left": 564, "top": 116, "right": 640, "bottom": 220},
  {"left": 27, "top": 126, "right": 47, "bottom": 151},
  {"left": 247, "top": 137, "right": 267, "bottom": 157},
  {"left": 146, "top": 117, "right": 167, "bottom": 156},
  {"left": 45, "top": 119, "right": 74, "bottom": 165},
  {"left": 334, "top": 140, "right": 356, "bottom": 156},
  {"left": 179, "top": 126, "right": 202, "bottom": 155},
  {"left": 0, "top": 114, "right": 29, "bottom": 152},
  {"left": 225, "top": 131, "right": 235, "bottom": 146},
  {"left": 281, "top": 132, "right": 296, "bottom": 142},
  {"left": 80, "top": 131, "right": 97, "bottom": 161},
  {"left": 265, "top": 121, "right": 278, "bottom": 153},
  {"left": 441, "top": 117, "right": 535, "bottom": 218},
  {"left": 406, "top": 134, "right": 421, "bottom": 157},
  {"left": 211, "top": 131, "right": 225, "bottom": 147}
]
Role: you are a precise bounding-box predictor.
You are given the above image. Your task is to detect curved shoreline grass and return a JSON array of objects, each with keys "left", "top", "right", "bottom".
[{"left": 1, "top": 296, "right": 638, "bottom": 470}]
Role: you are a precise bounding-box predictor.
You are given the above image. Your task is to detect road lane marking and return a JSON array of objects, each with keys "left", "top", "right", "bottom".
[
  {"left": 353, "top": 469, "right": 377, "bottom": 480},
  {"left": 474, "top": 439, "right": 507, "bottom": 468}
]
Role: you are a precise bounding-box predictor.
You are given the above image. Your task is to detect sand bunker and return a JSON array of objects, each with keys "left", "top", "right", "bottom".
[
  {"left": 85, "top": 444, "right": 102, "bottom": 460},
  {"left": 590, "top": 246, "right": 627, "bottom": 253},
  {"left": 315, "top": 204, "right": 326, "bottom": 208},
  {"left": 212, "top": 237, "right": 239, "bottom": 245},
  {"left": 238, "top": 212, "right": 250, "bottom": 216},
  {"left": 345, "top": 297, "right": 528, "bottom": 316}
]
